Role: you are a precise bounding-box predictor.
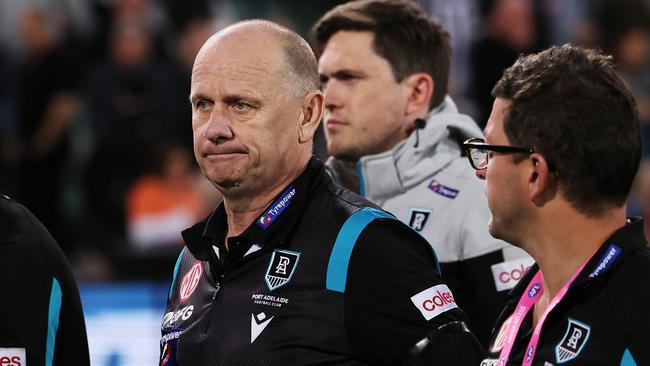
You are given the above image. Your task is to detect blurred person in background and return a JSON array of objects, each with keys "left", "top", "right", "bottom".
[
  {"left": 0, "top": 47, "right": 20, "bottom": 198},
  {"left": 12, "top": 7, "right": 84, "bottom": 251},
  {"left": 82, "top": 19, "right": 182, "bottom": 248},
  {"left": 160, "top": 19, "right": 483, "bottom": 365},
  {"left": 469, "top": 0, "right": 542, "bottom": 129},
  {"left": 597, "top": 0, "right": 650, "bottom": 158},
  {"left": 311, "top": 0, "right": 531, "bottom": 346},
  {"left": 465, "top": 44, "right": 650, "bottom": 365},
  {"left": 0, "top": 194, "right": 89, "bottom": 366},
  {"left": 165, "top": 15, "right": 216, "bottom": 153},
  {"left": 126, "top": 139, "right": 212, "bottom": 250}
]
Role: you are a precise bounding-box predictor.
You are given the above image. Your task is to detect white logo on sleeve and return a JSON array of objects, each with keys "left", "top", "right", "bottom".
[
  {"left": 410, "top": 284, "right": 458, "bottom": 320},
  {"left": 0, "top": 348, "right": 25, "bottom": 366},
  {"left": 491, "top": 257, "right": 535, "bottom": 292},
  {"left": 251, "top": 312, "right": 274, "bottom": 343}
]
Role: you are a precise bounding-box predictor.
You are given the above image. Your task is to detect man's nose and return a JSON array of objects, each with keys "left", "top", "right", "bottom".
[
  {"left": 323, "top": 82, "right": 343, "bottom": 110},
  {"left": 204, "top": 111, "right": 234, "bottom": 143},
  {"left": 476, "top": 168, "right": 486, "bottom": 180}
]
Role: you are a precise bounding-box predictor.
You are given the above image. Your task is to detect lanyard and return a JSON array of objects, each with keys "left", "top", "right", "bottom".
[{"left": 498, "top": 248, "right": 599, "bottom": 366}]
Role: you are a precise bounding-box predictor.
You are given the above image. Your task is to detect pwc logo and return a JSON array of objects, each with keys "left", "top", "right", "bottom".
[
  {"left": 491, "top": 257, "right": 535, "bottom": 292},
  {"left": 0, "top": 349, "right": 25, "bottom": 366},
  {"left": 179, "top": 262, "right": 203, "bottom": 302},
  {"left": 410, "top": 284, "right": 458, "bottom": 321}
]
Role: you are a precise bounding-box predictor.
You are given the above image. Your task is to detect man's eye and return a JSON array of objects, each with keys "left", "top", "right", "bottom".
[
  {"left": 339, "top": 74, "right": 357, "bottom": 81},
  {"left": 196, "top": 99, "right": 211, "bottom": 110},
  {"left": 232, "top": 101, "right": 252, "bottom": 112}
]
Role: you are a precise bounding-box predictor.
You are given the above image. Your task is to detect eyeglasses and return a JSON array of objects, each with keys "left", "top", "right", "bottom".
[{"left": 462, "top": 137, "right": 535, "bottom": 170}]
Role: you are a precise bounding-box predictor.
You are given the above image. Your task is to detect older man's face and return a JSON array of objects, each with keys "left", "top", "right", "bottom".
[{"left": 190, "top": 33, "right": 304, "bottom": 193}]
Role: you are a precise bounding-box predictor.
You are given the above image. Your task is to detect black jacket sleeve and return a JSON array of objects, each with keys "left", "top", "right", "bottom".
[
  {"left": 440, "top": 250, "right": 510, "bottom": 346},
  {"left": 344, "top": 219, "right": 483, "bottom": 364},
  {"left": 0, "top": 196, "right": 90, "bottom": 366}
]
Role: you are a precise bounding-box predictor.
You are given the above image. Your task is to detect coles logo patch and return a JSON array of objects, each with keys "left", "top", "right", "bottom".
[
  {"left": 179, "top": 262, "right": 203, "bottom": 302},
  {"left": 0, "top": 348, "right": 25, "bottom": 366},
  {"left": 491, "top": 257, "right": 535, "bottom": 292},
  {"left": 257, "top": 187, "right": 296, "bottom": 229},
  {"left": 410, "top": 284, "right": 458, "bottom": 320}
]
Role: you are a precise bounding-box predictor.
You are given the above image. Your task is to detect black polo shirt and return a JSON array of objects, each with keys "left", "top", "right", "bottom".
[
  {"left": 160, "top": 157, "right": 472, "bottom": 365},
  {"left": 481, "top": 219, "right": 650, "bottom": 366}
]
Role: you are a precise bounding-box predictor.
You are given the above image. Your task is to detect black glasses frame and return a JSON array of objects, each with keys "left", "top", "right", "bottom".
[{"left": 462, "top": 138, "right": 535, "bottom": 170}]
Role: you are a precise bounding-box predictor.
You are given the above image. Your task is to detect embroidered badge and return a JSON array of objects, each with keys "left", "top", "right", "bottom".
[
  {"left": 265, "top": 249, "right": 300, "bottom": 291},
  {"left": 428, "top": 179, "right": 459, "bottom": 199},
  {"left": 179, "top": 262, "right": 203, "bottom": 302},
  {"left": 555, "top": 318, "right": 591, "bottom": 363},
  {"left": 408, "top": 208, "right": 432, "bottom": 232}
]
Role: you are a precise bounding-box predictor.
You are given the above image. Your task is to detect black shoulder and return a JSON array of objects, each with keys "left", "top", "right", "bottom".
[
  {"left": 0, "top": 195, "right": 37, "bottom": 243},
  {"left": 326, "top": 178, "right": 378, "bottom": 207}
]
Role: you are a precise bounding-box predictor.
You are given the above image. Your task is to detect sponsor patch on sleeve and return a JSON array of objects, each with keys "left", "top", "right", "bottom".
[
  {"left": 410, "top": 284, "right": 458, "bottom": 320},
  {"left": 491, "top": 257, "right": 535, "bottom": 292},
  {"left": 179, "top": 262, "right": 203, "bottom": 302},
  {"left": 408, "top": 208, "right": 432, "bottom": 232},
  {"left": 428, "top": 180, "right": 459, "bottom": 199},
  {"left": 0, "top": 348, "right": 25, "bottom": 366},
  {"left": 160, "top": 328, "right": 183, "bottom": 366}
]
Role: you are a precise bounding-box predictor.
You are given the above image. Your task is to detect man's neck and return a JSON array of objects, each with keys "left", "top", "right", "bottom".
[
  {"left": 221, "top": 156, "right": 309, "bottom": 243},
  {"left": 527, "top": 205, "right": 626, "bottom": 322}
]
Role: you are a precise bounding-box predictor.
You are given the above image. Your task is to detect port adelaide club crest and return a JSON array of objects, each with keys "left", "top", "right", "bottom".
[
  {"left": 265, "top": 249, "right": 300, "bottom": 291},
  {"left": 555, "top": 318, "right": 591, "bottom": 363}
]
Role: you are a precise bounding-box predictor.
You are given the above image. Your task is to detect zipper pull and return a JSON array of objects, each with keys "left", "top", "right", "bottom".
[{"left": 213, "top": 282, "right": 220, "bottom": 300}]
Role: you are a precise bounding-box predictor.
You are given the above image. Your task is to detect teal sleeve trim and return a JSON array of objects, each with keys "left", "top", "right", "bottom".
[
  {"left": 169, "top": 248, "right": 185, "bottom": 299},
  {"left": 621, "top": 349, "right": 638, "bottom": 366},
  {"left": 356, "top": 161, "right": 365, "bottom": 198},
  {"left": 326, "top": 207, "right": 393, "bottom": 293},
  {"left": 46, "top": 278, "right": 62, "bottom": 366}
]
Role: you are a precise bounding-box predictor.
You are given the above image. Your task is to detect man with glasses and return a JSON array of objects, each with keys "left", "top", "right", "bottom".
[
  {"left": 311, "top": 0, "right": 531, "bottom": 345},
  {"left": 464, "top": 44, "right": 650, "bottom": 365}
]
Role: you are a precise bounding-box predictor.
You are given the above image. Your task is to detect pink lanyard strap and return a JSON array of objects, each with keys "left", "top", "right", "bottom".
[{"left": 498, "top": 249, "right": 599, "bottom": 366}]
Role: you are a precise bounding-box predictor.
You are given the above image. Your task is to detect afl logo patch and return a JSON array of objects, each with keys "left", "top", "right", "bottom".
[
  {"left": 179, "top": 262, "right": 203, "bottom": 302},
  {"left": 259, "top": 214, "right": 272, "bottom": 226}
]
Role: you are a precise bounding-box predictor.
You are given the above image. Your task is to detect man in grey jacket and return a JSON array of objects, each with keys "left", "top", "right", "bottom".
[{"left": 311, "top": 0, "right": 532, "bottom": 345}]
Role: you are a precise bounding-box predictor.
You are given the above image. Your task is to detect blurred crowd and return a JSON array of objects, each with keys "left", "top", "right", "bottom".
[{"left": 0, "top": 0, "right": 649, "bottom": 281}]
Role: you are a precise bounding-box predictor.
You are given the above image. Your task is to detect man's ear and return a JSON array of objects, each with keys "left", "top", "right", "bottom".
[
  {"left": 403, "top": 72, "right": 434, "bottom": 116},
  {"left": 298, "top": 90, "right": 324, "bottom": 143},
  {"left": 528, "top": 153, "right": 558, "bottom": 207}
]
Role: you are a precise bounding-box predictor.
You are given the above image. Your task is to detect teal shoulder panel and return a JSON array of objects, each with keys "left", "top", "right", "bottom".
[
  {"left": 326, "top": 207, "right": 393, "bottom": 293},
  {"left": 621, "top": 349, "right": 638, "bottom": 366},
  {"left": 46, "top": 278, "right": 62, "bottom": 366},
  {"left": 169, "top": 248, "right": 185, "bottom": 299}
]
